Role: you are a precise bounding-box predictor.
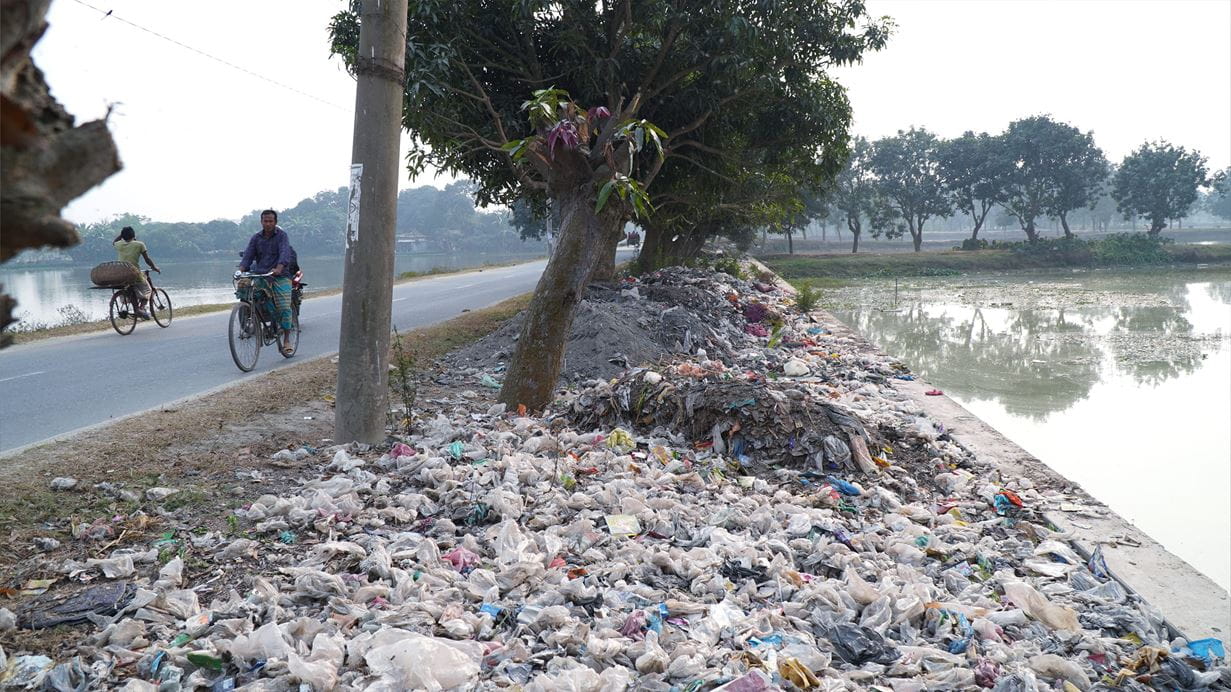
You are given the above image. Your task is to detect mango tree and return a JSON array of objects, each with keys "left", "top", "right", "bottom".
[
  {"left": 1111, "top": 141, "right": 1209, "bottom": 235},
  {"left": 869, "top": 128, "right": 950, "bottom": 252},
  {"left": 329, "top": 0, "right": 889, "bottom": 411}
]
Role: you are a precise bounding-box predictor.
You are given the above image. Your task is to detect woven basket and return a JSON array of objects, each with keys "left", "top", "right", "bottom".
[{"left": 90, "top": 261, "right": 141, "bottom": 288}]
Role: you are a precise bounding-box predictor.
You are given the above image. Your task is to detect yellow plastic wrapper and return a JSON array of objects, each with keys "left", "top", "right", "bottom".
[{"left": 778, "top": 658, "right": 820, "bottom": 689}]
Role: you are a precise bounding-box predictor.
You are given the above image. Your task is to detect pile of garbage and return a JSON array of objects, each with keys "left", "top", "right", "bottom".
[{"left": 2, "top": 263, "right": 1228, "bottom": 691}]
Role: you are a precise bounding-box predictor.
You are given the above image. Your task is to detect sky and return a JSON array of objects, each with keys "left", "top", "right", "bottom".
[{"left": 31, "top": 0, "right": 1231, "bottom": 225}]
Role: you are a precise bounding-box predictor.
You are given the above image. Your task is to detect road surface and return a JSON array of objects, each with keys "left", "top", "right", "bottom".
[{"left": 0, "top": 259, "right": 551, "bottom": 455}]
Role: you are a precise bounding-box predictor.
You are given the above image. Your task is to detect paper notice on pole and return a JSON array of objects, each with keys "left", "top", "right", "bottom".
[{"left": 346, "top": 163, "right": 363, "bottom": 250}]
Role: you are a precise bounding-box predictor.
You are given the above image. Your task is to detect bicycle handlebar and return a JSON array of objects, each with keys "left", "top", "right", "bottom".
[{"left": 233, "top": 271, "right": 278, "bottom": 280}]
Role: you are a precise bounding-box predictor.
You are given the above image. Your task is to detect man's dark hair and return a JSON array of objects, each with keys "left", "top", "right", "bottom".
[
  {"left": 119, "top": 226, "right": 135, "bottom": 241},
  {"left": 260, "top": 209, "right": 278, "bottom": 221}
]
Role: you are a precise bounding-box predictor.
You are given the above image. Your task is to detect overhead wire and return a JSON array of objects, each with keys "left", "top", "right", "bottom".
[{"left": 66, "top": 0, "right": 351, "bottom": 112}]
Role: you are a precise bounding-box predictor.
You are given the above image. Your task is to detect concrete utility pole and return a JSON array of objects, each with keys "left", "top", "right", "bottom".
[{"left": 336, "top": 0, "right": 408, "bottom": 444}]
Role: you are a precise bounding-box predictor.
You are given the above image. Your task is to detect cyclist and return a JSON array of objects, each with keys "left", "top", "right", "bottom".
[
  {"left": 239, "top": 209, "right": 295, "bottom": 356},
  {"left": 112, "top": 226, "right": 159, "bottom": 319}
]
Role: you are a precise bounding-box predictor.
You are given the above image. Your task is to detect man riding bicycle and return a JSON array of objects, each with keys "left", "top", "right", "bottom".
[
  {"left": 113, "top": 226, "right": 159, "bottom": 319},
  {"left": 239, "top": 209, "right": 295, "bottom": 356}
]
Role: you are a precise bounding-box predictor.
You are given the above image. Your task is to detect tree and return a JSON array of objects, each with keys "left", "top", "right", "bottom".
[
  {"left": 1111, "top": 141, "right": 1208, "bottom": 235},
  {"left": 869, "top": 127, "right": 950, "bottom": 252},
  {"left": 330, "top": 1, "right": 890, "bottom": 411},
  {"left": 1204, "top": 167, "right": 1231, "bottom": 223},
  {"left": 830, "top": 137, "right": 880, "bottom": 253},
  {"left": 936, "top": 131, "right": 1010, "bottom": 242},
  {"left": 999, "top": 115, "right": 1107, "bottom": 241}
]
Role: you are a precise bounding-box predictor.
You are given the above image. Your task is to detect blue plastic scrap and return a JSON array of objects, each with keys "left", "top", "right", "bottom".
[
  {"left": 826, "top": 475, "right": 862, "bottom": 496},
  {"left": 1087, "top": 545, "right": 1111, "bottom": 581},
  {"left": 1183, "top": 638, "right": 1226, "bottom": 663}
]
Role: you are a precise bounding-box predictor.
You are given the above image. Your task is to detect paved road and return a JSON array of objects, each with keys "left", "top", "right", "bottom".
[{"left": 0, "top": 260, "right": 550, "bottom": 454}]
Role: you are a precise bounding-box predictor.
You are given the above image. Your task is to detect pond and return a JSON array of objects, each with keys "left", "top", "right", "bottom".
[
  {"left": 829, "top": 267, "right": 1231, "bottom": 590},
  {"left": 0, "top": 251, "right": 547, "bottom": 328}
]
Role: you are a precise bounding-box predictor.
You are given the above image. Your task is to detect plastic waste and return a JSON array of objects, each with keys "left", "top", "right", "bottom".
[
  {"left": 826, "top": 622, "right": 901, "bottom": 664},
  {"left": 364, "top": 632, "right": 480, "bottom": 691}
]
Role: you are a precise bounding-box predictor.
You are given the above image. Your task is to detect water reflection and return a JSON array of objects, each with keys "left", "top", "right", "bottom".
[
  {"left": 843, "top": 303, "right": 1102, "bottom": 419},
  {"left": 841, "top": 279, "right": 1228, "bottom": 417},
  {"left": 834, "top": 269, "right": 1231, "bottom": 589}
]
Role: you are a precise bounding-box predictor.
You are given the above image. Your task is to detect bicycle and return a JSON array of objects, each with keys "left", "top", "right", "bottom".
[
  {"left": 228, "top": 271, "right": 303, "bottom": 372},
  {"left": 106, "top": 270, "right": 172, "bottom": 335}
]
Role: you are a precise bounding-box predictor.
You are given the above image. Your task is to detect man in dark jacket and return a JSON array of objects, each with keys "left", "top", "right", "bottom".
[{"left": 240, "top": 209, "right": 295, "bottom": 355}]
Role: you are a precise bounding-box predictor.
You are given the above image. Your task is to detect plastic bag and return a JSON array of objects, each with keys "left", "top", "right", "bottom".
[
  {"left": 822, "top": 435, "right": 852, "bottom": 470},
  {"left": 1003, "top": 582, "right": 1079, "bottom": 631},
  {"left": 287, "top": 633, "right": 344, "bottom": 691},
  {"left": 826, "top": 622, "right": 900, "bottom": 665},
  {"left": 364, "top": 632, "right": 480, "bottom": 691}
]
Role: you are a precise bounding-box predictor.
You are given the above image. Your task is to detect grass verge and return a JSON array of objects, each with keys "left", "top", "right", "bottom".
[
  {"left": 762, "top": 240, "right": 1231, "bottom": 281},
  {"left": 0, "top": 292, "right": 531, "bottom": 554}
]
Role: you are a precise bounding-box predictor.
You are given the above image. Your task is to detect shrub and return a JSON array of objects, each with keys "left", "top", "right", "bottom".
[
  {"left": 1090, "top": 232, "right": 1172, "bottom": 265},
  {"left": 713, "top": 256, "right": 744, "bottom": 279},
  {"left": 795, "top": 282, "right": 820, "bottom": 313}
]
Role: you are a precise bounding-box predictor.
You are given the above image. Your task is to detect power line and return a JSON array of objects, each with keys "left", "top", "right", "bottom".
[{"left": 67, "top": 0, "right": 351, "bottom": 112}]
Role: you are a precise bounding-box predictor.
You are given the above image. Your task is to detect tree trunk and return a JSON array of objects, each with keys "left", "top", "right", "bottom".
[
  {"left": 909, "top": 219, "right": 922, "bottom": 252},
  {"left": 1023, "top": 218, "right": 1038, "bottom": 242},
  {"left": 1148, "top": 217, "right": 1166, "bottom": 235},
  {"left": 635, "top": 224, "right": 706, "bottom": 272},
  {"left": 590, "top": 226, "right": 623, "bottom": 281},
  {"left": 1059, "top": 212, "right": 1072, "bottom": 238},
  {"left": 786, "top": 229, "right": 793, "bottom": 254},
  {"left": 498, "top": 185, "right": 621, "bottom": 412},
  {"left": 1, "top": 0, "right": 121, "bottom": 348},
  {"left": 851, "top": 229, "right": 860, "bottom": 253}
]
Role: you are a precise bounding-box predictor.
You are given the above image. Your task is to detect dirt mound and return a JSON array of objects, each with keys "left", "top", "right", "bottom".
[{"left": 442, "top": 273, "right": 743, "bottom": 384}]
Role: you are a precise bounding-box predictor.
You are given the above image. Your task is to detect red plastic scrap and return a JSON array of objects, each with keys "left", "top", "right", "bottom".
[{"left": 997, "top": 489, "right": 1024, "bottom": 507}]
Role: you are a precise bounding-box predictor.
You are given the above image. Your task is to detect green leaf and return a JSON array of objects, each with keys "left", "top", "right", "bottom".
[{"left": 595, "top": 180, "right": 616, "bottom": 213}]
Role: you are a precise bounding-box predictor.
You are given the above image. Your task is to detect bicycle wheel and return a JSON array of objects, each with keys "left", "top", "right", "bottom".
[
  {"left": 228, "top": 301, "right": 261, "bottom": 372},
  {"left": 150, "top": 288, "right": 173, "bottom": 327},
  {"left": 109, "top": 291, "right": 137, "bottom": 335},
  {"left": 280, "top": 312, "right": 300, "bottom": 358}
]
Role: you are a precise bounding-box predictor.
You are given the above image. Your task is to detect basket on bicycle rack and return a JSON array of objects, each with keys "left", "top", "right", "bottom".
[{"left": 90, "top": 261, "right": 141, "bottom": 288}]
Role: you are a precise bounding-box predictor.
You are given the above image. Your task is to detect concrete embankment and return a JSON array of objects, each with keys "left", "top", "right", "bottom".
[{"left": 816, "top": 309, "right": 1231, "bottom": 648}]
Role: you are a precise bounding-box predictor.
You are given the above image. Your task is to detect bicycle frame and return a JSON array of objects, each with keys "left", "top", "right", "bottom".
[{"left": 233, "top": 272, "right": 282, "bottom": 346}]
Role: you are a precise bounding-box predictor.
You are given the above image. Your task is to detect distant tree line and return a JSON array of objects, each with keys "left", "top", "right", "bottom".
[
  {"left": 782, "top": 115, "right": 1227, "bottom": 254},
  {"left": 57, "top": 181, "right": 538, "bottom": 264}
]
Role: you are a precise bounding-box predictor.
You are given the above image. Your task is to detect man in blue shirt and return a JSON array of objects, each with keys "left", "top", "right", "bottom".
[{"left": 240, "top": 209, "right": 295, "bottom": 355}]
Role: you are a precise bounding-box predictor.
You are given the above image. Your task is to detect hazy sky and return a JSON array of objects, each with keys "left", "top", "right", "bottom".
[{"left": 33, "top": 0, "right": 1231, "bottom": 225}]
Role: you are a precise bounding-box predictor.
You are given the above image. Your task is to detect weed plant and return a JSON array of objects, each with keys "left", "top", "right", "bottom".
[{"left": 388, "top": 327, "right": 419, "bottom": 435}]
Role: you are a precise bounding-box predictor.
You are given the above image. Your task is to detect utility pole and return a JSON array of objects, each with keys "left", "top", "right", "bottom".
[{"left": 336, "top": 0, "right": 408, "bottom": 444}]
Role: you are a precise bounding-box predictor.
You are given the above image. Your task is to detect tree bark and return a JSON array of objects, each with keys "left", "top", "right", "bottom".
[
  {"left": 786, "top": 229, "right": 793, "bottom": 254},
  {"left": 850, "top": 229, "right": 860, "bottom": 253},
  {"left": 589, "top": 225, "right": 623, "bottom": 281},
  {"left": 1, "top": 0, "right": 120, "bottom": 348},
  {"left": 1148, "top": 217, "right": 1165, "bottom": 235},
  {"left": 1023, "top": 219, "right": 1038, "bottom": 242},
  {"left": 1059, "top": 212, "right": 1073, "bottom": 238},
  {"left": 498, "top": 184, "right": 621, "bottom": 412}
]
